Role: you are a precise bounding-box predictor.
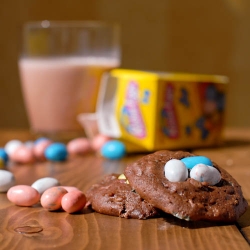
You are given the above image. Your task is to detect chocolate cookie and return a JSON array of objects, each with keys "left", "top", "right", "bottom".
[
  {"left": 85, "top": 174, "right": 159, "bottom": 219},
  {"left": 124, "top": 150, "right": 248, "bottom": 222}
]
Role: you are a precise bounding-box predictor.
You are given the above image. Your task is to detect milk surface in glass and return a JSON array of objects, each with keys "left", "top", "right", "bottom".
[{"left": 19, "top": 56, "right": 119, "bottom": 135}]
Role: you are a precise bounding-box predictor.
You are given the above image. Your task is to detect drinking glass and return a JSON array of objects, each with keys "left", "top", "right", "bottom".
[{"left": 18, "top": 20, "right": 121, "bottom": 141}]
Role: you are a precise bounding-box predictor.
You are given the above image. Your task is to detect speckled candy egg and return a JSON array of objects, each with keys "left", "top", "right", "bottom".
[
  {"left": 31, "top": 177, "right": 60, "bottom": 195},
  {"left": 10, "top": 145, "right": 35, "bottom": 164},
  {"left": 45, "top": 143, "right": 68, "bottom": 161},
  {"left": 7, "top": 185, "right": 40, "bottom": 206},
  {"left": 41, "top": 186, "right": 68, "bottom": 211},
  {"left": 61, "top": 190, "right": 86, "bottom": 213},
  {"left": 0, "top": 169, "right": 15, "bottom": 192},
  {"left": 101, "top": 140, "right": 126, "bottom": 160},
  {"left": 190, "top": 164, "right": 221, "bottom": 185},
  {"left": 164, "top": 159, "right": 188, "bottom": 182},
  {"left": 67, "top": 137, "right": 91, "bottom": 155},
  {"left": 33, "top": 138, "right": 53, "bottom": 161}
]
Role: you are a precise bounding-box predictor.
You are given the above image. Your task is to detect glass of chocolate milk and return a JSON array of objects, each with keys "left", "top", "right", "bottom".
[{"left": 18, "top": 20, "right": 121, "bottom": 141}]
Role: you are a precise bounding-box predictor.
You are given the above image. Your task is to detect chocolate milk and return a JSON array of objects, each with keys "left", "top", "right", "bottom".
[{"left": 19, "top": 57, "right": 119, "bottom": 138}]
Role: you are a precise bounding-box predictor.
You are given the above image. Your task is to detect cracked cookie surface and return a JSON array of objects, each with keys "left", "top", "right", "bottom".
[
  {"left": 124, "top": 150, "right": 248, "bottom": 222},
  {"left": 85, "top": 174, "right": 159, "bottom": 219}
]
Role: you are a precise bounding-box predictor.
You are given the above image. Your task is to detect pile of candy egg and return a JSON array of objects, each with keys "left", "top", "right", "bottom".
[
  {"left": 7, "top": 177, "right": 87, "bottom": 213},
  {"left": 164, "top": 156, "right": 221, "bottom": 185},
  {"left": 0, "top": 134, "right": 126, "bottom": 166}
]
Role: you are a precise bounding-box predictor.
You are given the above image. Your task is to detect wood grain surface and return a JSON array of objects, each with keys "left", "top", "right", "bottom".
[{"left": 0, "top": 128, "right": 249, "bottom": 250}]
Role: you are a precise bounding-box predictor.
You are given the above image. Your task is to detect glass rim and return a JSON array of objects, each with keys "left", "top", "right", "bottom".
[{"left": 23, "top": 20, "right": 120, "bottom": 29}]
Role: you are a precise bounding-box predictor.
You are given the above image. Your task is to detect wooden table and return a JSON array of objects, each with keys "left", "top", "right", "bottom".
[{"left": 0, "top": 128, "right": 249, "bottom": 250}]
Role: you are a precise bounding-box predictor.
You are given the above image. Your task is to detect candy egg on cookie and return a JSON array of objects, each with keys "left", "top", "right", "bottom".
[
  {"left": 190, "top": 163, "right": 221, "bottom": 185},
  {"left": 164, "top": 159, "right": 188, "bottom": 182},
  {"left": 181, "top": 156, "right": 213, "bottom": 169}
]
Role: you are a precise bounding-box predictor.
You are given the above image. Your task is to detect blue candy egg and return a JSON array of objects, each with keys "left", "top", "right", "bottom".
[
  {"left": 0, "top": 148, "right": 9, "bottom": 164},
  {"left": 181, "top": 156, "right": 213, "bottom": 169},
  {"left": 45, "top": 143, "right": 68, "bottom": 161},
  {"left": 101, "top": 140, "right": 126, "bottom": 160},
  {"left": 35, "top": 137, "right": 51, "bottom": 144}
]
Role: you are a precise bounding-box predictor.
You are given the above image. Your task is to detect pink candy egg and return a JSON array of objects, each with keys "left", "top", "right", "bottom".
[
  {"left": 41, "top": 186, "right": 68, "bottom": 211},
  {"left": 33, "top": 139, "right": 52, "bottom": 161},
  {"left": 91, "top": 134, "right": 111, "bottom": 151},
  {"left": 60, "top": 186, "right": 81, "bottom": 192},
  {"left": 61, "top": 190, "right": 86, "bottom": 213},
  {"left": 10, "top": 145, "right": 35, "bottom": 164},
  {"left": 67, "top": 137, "right": 91, "bottom": 155},
  {"left": 7, "top": 185, "right": 40, "bottom": 206}
]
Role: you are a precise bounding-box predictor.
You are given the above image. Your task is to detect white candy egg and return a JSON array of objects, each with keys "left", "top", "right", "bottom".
[
  {"left": 164, "top": 159, "right": 188, "bottom": 182},
  {"left": 0, "top": 170, "right": 15, "bottom": 192},
  {"left": 31, "top": 177, "right": 60, "bottom": 195},
  {"left": 4, "top": 140, "right": 23, "bottom": 156},
  {"left": 190, "top": 164, "right": 221, "bottom": 185}
]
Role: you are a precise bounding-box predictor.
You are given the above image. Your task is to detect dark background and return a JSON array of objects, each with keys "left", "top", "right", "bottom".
[{"left": 1, "top": 0, "right": 249, "bottom": 128}]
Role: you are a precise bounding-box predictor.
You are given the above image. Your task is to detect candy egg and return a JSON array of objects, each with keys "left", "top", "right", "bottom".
[
  {"left": 0, "top": 148, "right": 9, "bottom": 164},
  {"left": 10, "top": 145, "right": 35, "bottom": 164},
  {"left": 164, "top": 159, "right": 188, "bottom": 182},
  {"left": 190, "top": 164, "right": 221, "bottom": 185},
  {"left": 31, "top": 177, "right": 60, "bottom": 195},
  {"left": 181, "top": 156, "right": 213, "bottom": 169},
  {"left": 35, "top": 137, "right": 51, "bottom": 144},
  {"left": 40, "top": 186, "right": 68, "bottom": 211},
  {"left": 67, "top": 137, "right": 91, "bottom": 155},
  {"left": 7, "top": 185, "right": 40, "bottom": 206},
  {"left": 4, "top": 140, "right": 23, "bottom": 156},
  {"left": 60, "top": 186, "right": 81, "bottom": 192},
  {"left": 101, "top": 140, "right": 126, "bottom": 160},
  {"left": 45, "top": 143, "right": 68, "bottom": 161},
  {"left": 61, "top": 190, "right": 86, "bottom": 213},
  {"left": 24, "top": 140, "right": 34, "bottom": 149},
  {"left": 91, "top": 134, "right": 111, "bottom": 151},
  {"left": 0, "top": 169, "right": 15, "bottom": 192},
  {"left": 33, "top": 138, "right": 52, "bottom": 161}
]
